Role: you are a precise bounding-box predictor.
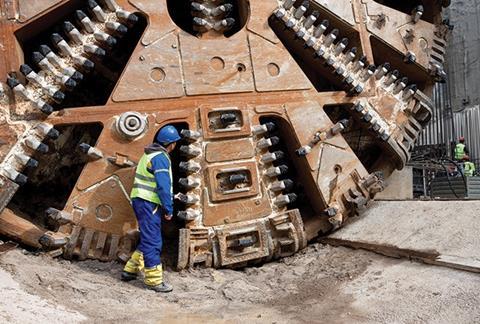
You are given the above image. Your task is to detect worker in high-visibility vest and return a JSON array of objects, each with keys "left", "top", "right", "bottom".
[
  {"left": 464, "top": 156, "right": 476, "bottom": 177},
  {"left": 454, "top": 137, "right": 469, "bottom": 176},
  {"left": 455, "top": 136, "right": 469, "bottom": 161},
  {"left": 121, "top": 125, "right": 181, "bottom": 293}
]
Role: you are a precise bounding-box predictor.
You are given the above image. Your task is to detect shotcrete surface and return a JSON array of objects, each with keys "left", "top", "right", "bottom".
[{"left": 327, "top": 200, "right": 480, "bottom": 262}]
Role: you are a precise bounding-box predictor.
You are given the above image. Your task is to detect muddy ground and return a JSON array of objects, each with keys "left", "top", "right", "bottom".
[{"left": 1, "top": 243, "right": 479, "bottom": 324}]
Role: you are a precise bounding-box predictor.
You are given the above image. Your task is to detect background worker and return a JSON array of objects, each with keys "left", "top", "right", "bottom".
[
  {"left": 121, "top": 125, "right": 181, "bottom": 293},
  {"left": 454, "top": 136, "right": 469, "bottom": 175},
  {"left": 455, "top": 136, "right": 469, "bottom": 161},
  {"left": 464, "top": 156, "right": 476, "bottom": 177}
]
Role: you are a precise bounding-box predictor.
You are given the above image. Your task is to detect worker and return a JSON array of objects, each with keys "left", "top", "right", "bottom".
[
  {"left": 454, "top": 136, "right": 469, "bottom": 161},
  {"left": 121, "top": 125, "right": 181, "bottom": 293},
  {"left": 464, "top": 156, "right": 476, "bottom": 177}
]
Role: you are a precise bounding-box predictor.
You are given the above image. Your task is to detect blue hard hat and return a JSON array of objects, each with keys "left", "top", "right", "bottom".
[{"left": 155, "top": 125, "right": 181, "bottom": 145}]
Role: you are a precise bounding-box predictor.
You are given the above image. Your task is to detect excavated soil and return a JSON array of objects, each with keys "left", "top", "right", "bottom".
[{"left": 1, "top": 243, "right": 480, "bottom": 323}]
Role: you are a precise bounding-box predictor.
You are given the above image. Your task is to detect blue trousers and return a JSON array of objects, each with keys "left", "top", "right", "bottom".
[{"left": 132, "top": 198, "right": 163, "bottom": 268}]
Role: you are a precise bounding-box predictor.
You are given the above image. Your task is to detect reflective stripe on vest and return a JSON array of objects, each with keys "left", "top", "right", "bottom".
[
  {"left": 455, "top": 144, "right": 465, "bottom": 160},
  {"left": 130, "top": 151, "right": 172, "bottom": 204}
]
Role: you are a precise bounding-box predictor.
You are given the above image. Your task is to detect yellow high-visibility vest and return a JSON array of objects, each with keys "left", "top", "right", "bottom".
[
  {"left": 465, "top": 162, "right": 476, "bottom": 177},
  {"left": 455, "top": 143, "right": 466, "bottom": 160},
  {"left": 130, "top": 151, "right": 172, "bottom": 204}
]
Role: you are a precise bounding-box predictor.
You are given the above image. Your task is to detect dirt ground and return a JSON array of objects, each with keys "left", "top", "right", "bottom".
[{"left": 1, "top": 243, "right": 479, "bottom": 324}]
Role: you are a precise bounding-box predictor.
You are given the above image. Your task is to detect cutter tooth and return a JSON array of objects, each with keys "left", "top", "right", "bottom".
[
  {"left": 257, "top": 136, "right": 280, "bottom": 149},
  {"left": 193, "top": 17, "right": 210, "bottom": 29},
  {"left": 15, "top": 153, "right": 39, "bottom": 168},
  {"left": 412, "top": 5, "right": 424, "bottom": 24},
  {"left": 270, "top": 179, "right": 294, "bottom": 192},
  {"left": 87, "top": 0, "right": 108, "bottom": 22},
  {"left": 213, "top": 18, "right": 235, "bottom": 31},
  {"left": 102, "top": 0, "right": 119, "bottom": 11},
  {"left": 314, "top": 47, "right": 326, "bottom": 59},
  {"left": 191, "top": 2, "right": 208, "bottom": 14},
  {"left": 371, "top": 122, "right": 382, "bottom": 133},
  {"left": 105, "top": 21, "right": 128, "bottom": 35},
  {"left": 20, "top": 64, "right": 45, "bottom": 86},
  {"left": 402, "top": 84, "right": 418, "bottom": 100},
  {"left": 75, "top": 10, "right": 95, "bottom": 33},
  {"left": 350, "top": 84, "right": 364, "bottom": 95},
  {"left": 282, "top": 0, "right": 296, "bottom": 10},
  {"left": 177, "top": 209, "right": 201, "bottom": 221},
  {"left": 179, "top": 145, "right": 202, "bottom": 158},
  {"left": 375, "top": 62, "right": 391, "bottom": 80},
  {"left": 175, "top": 193, "right": 200, "bottom": 205},
  {"left": 293, "top": 1, "right": 309, "bottom": 20},
  {"left": 334, "top": 38, "right": 349, "bottom": 55},
  {"left": 178, "top": 176, "right": 201, "bottom": 189},
  {"left": 313, "top": 19, "right": 329, "bottom": 38},
  {"left": 404, "top": 51, "right": 417, "bottom": 64},
  {"left": 274, "top": 7, "right": 288, "bottom": 19},
  {"left": 72, "top": 56, "right": 95, "bottom": 72},
  {"left": 265, "top": 165, "right": 289, "bottom": 178},
  {"left": 303, "top": 11, "right": 319, "bottom": 29},
  {"left": 79, "top": 143, "right": 103, "bottom": 160},
  {"left": 343, "top": 47, "right": 357, "bottom": 64},
  {"left": 324, "top": 29, "right": 339, "bottom": 47},
  {"left": 361, "top": 112, "right": 373, "bottom": 123},
  {"left": 32, "top": 51, "right": 58, "bottom": 75},
  {"left": 179, "top": 161, "right": 201, "bottom": 173},
  {"left": 45, "top": 208, "right": 73, "bottom": 226},
  {"left": 274, "top": 193, "right": 297, "bottom": 207},
  {"left": 393, "top": 77, "right": 409, "bottom": 94},
  {"left": 252, "top": 122, "right": 276, "bottom": 136},
  {"left": 50, "top": 33, "right": 75, "bottom": 57},
  {"left": 94, "top": 31, "right": 117, "bottom": 47},
  {"left": 379, "top": 130, "right": 391, "bottom": 141},
  {"left": 63, "top": 21, "right": 84, "bottom": 44},
  {"left": 36, "top": 123, "right": 60, "bottom": 139},
  {"left": 180, "top": 129, "right": 201, "bottom": 141},
  {"left": 57, "top": 75, "right": 77, "bottom": 91},
  {"left": 116, "top": 9, "right": 139, "bottom": 24},
  {"left": 351, "top": 102, "right": 365, "bottom": 113},
  {"left": 384, "top": 70, "right": 400, "bottom": 86},
  {"left": 84, "top": 44, "right": 106, "bottom": 57},
  {"left": 331, "top": 120, "right": 348, "bottom": 135},
  {"left": 25, "top": 136, "right": 49, "bottom": 153},
  {"left": 3, "top": 166, "right": 28, "bottom": 185},
  {"left": 38, "top": 232, "right": 69, "bottom": 249},
  {"left": 261, "top": 150, "right": 285, "bottom": 163},
  {"left": 353, "top": 55, "right": 367, "bottom": 73},
  {"left": 211, "top": 4, "right": 234, "bottom": 16},
  {"left": 362, "top": 64, "right": 376, "bottom": 82}
]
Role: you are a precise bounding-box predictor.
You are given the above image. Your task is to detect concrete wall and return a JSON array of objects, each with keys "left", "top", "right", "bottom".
[
  {"left": 446, "top": 1, "right": 480, "bottom": 111},
  {"left": 375, "top": 167, "right": 414, "bottom": 201}
]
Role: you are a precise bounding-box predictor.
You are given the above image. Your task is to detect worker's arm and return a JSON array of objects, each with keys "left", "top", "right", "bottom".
[{"left": 149, "top": 154, "right": 174, "bottom": 216}]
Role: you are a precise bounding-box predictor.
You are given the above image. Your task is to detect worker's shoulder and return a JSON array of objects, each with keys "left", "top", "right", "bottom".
[{"left": 149, "top": 151, "right": 170, "bottom": 166}]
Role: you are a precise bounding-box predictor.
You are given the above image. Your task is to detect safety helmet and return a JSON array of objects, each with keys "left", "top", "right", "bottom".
[
  {"left": 459, "top": 136, "right": 465, "bottom": 143},
  {"left": 155, "top": 125, "right": 181, "bottom": 145}
]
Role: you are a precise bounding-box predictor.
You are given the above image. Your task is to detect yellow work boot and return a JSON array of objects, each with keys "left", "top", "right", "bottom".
[
  {"left": 144, "top": 265, "right": 173, "bottom": 293},
  {"left": 121, "top": 250, "right": 144, "bottom": 282}
]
